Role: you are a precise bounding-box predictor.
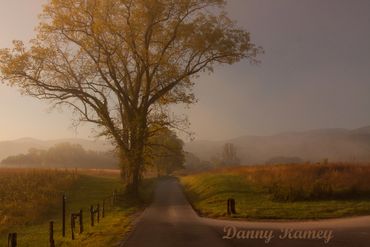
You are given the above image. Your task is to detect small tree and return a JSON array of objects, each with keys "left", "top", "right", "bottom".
[
  {"left": 0, "top": 0, "right": 261, "bottom": 195},
  {"left": 146, "top": 128, "right": 185, "bottom": 176},
  {"left": 222, "top": 143, "right": 240, "bottom": 166}
]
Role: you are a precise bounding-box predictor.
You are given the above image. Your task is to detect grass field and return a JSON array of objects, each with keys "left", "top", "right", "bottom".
[
  {"left": 180, "top": 163, "right": 370, "bottom": 220},
  {"left": 0, "top": 168, "right": 155, "bottom": 246}
]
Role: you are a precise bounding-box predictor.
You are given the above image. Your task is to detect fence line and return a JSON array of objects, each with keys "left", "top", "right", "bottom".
[{"left": 5, "top": 189, "right": 123, "bottom": 246}]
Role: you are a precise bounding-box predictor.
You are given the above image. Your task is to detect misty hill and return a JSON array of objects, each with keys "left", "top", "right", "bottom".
[
  {"left": 184, "top": 126, "right": 370, "bottom": 164},
  {"left": 0, "top": 137, "right": 112, "bottom": 161}
]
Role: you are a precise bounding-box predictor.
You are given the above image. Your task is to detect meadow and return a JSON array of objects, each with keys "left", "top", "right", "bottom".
[
  {"left": 0, "top": 168, "right": 155, "bottom": 246},
  {"left": 180, "top": 163, "right": 370, "bottom": 219},
  {"left": 0, "top": 168, "right": 79, "bottom": 232}
]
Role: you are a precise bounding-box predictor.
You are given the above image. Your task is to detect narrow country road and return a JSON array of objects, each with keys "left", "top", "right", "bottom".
[{"left": 122, "top": 177, "right": 370, "bottom": 247}]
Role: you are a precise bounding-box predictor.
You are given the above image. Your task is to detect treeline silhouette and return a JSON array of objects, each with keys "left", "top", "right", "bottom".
[{"left": 0, "top": 142, "right": 118, "bottom": 168}]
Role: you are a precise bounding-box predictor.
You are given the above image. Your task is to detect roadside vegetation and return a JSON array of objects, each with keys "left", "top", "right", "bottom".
[
  {"left": 0, "top": 168, "right": 155, "bottom": 246},
  {"left": 180, "top": 163, "right": 370, "bottom": 219}
]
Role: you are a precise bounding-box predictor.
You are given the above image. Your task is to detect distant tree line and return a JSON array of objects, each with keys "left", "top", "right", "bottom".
[
  {"left": 119, "top": 128, "right": 186, "bottom": 179},
  {"left": 1, "top": 142, "right": 118, "bottom": 168},
  {"left": 184, "top": 152, "right": 212, "bottom": 170},
  {"left": 146, "top": 128, "right": 185, "bottom": 176},
  {"left": 1, "top": 129, "right": 187, "bottom": 174}
]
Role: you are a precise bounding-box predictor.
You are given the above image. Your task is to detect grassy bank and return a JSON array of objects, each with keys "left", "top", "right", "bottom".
[
  {"left": 0, "top": 168, "right": 155, "bottom": 246},
  {"left": 180, "top": 163, "right": 370, "bottom": 220}
]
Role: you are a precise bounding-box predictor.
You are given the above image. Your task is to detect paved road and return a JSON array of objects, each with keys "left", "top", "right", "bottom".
[{"left": 122, "top": 177, "right": 370, "bottom": 247}]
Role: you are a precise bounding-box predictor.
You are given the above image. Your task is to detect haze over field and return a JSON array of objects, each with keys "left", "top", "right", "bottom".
[
  {"left": 0, "top": 1, "right": 370, "bottom": 168},
  {"left": 2, "top": 125, "right": 370, "bottom": 167},
  {"left": 0, "top": 138, "right": 111, "bottom": 161},
  {"left": 184, "top": 126, "right": 370, "bottom": 164}
]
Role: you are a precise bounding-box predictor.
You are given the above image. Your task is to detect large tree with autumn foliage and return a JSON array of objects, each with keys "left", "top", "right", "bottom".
[{"left": 0, "top": 0, "right": 261, "bottom": 195}]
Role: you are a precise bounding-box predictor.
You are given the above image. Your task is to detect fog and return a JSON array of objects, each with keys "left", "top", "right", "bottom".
[{"left": 185, "top": 126, "right": 370, "bottom": 165}]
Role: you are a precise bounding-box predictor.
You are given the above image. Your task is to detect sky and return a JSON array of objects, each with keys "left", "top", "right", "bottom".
[{"left": 0, "top": 0, "right": 370, "bottom": 141}]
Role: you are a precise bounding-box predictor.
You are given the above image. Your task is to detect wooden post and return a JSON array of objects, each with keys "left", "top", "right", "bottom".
[
  {"left": 79, "top": 209, "right": 83, "bottom": 233},
  {"left": 71, "top": 210, "right": 83, "bottom": 240},
  {"left": 102, "top": 199, "right": 105, "bottom": 218},
  {"left": 227, "top": 198, "right": 236, "bottom": 215},
  {"left": 49, "top": 221, "right": 55, "bottom": 247},
  {"left": 90, "top": 205, "right": 94, "bottom": 226},
  {"left": 230, "top": 198, "right": 236, "bottom": 214},
  {"left": 97, "top": 204, "right": 100, "bottom": 223},
  {"left": 62, "top": 194, "right": 66, "bottom": 237},
  {"left": 71, "top": 214, "right": 75, "bottom": 240},
  {"left": 112, "top": 190, "right": 116, "bottom": 206},
  {"left": 8, "top": 233, "right": 17, "bottom": 247}
]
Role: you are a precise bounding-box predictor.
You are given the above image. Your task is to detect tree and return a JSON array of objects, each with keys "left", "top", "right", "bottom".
[
  {"left": 146, "top": 128, "right": 185, "bottom": 176},
  {"left": 221, "top": 143, "right": 240, "bottom": 166},
  {"left": 0, "top": 0, "right": 262, "bottom": 195},
  {"left": 183, "top": 152, "right": 212, "bottom": 170}
]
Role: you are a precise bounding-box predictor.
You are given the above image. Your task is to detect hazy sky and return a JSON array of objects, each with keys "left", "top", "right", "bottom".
[{"left": 0, "top": 0, "right": 370, "bottom": 141}]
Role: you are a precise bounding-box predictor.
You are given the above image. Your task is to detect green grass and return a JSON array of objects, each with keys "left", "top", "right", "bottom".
[
  {"left": 180, "top": 170, "right": 370, "bottom": 220},
  {"left": 0, "top": 172, "right": 156, "bottom": 246}
]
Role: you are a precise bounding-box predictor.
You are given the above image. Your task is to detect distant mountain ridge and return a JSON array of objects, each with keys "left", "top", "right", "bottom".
[
  {"left": 0, "top": 137, "right": 112, "bottom": 161},
  {"left": 184, "top": 126, "right": 370, "bottom": 164},
  {"left": 2, "top": 125, "right": 370, "bottom": 165}
]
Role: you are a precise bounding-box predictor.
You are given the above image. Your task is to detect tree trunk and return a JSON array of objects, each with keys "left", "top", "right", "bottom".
[
  {"left": 130, "top": 164, "right": 141, "bottom": 195},
  {"left": 123, "top": 148, "right": 144, "bottom": 196},
  {"left": 124, "top": 113, "right": 147, "bottom": 197}
]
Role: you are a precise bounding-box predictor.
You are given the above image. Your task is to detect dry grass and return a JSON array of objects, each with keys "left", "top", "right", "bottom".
[
  {"left": 0, "top": 168, "right": 155, "bottom": 246},
  {"left": 0, "top": 168, "right": 79, "bottom": 232},
  {"left": 217, "top": 163, "right": 370, "bottom": 201},
  {"left": 180, "top": 163, "right": 370, "bottom": 219},
  {"left": 73, "top": 168, "right": 121, "bottom": 178}
]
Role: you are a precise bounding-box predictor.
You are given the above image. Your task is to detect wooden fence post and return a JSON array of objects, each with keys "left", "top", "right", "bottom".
[
  {"left": 71, "top": 210, "right": 83, "bottom": 240},
  {"left": 112, "top": 190, "right": 116, "bottom": 206},
  {"left": 97, "top": 204, "right": 100, "bottom": 223},
  {"left": 90, "top": 205, "right": 94, "bottom": 226},
  {"left": 227, "top": 199, "right": 230, "bottom": 215},
  {"left": 7, "top": 233, "right": 17, "bottom": 247},
  {"left": 230, "top": 198, "right": 236, "bottom": 214},
  {"left": 227, "top": 198, "right": 236, "bottom": 215},
  {"left": 49, "top": 221, "right": 55, "bottom": 247},
  {"left": 71, "top": 214, "right": 75, "bottom": 240},
  {"left": 79, "top": 209, "right": 83, "bottom": 233},
  {"left": 102, "top": 199, "right": 105, "bottom": 218},
  {"left": 62, "top": 194, "right": 66, "bottom": 237}
]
